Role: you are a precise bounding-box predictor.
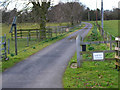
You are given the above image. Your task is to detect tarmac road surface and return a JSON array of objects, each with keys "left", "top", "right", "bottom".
[{"left": 2, "top": 22, "right": 92, "bottom": 88}]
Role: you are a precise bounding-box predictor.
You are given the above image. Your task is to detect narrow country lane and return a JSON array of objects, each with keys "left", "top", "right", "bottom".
[{"left": 2, "top": 22, "right": 92, "bottom": 88}]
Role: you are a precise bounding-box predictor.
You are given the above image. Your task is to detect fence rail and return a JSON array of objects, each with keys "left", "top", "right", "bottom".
[
  {"left": 81, "top": 41, "right": 116, "bottom": 45},
  {"left": 3, "top": 23, "right": 81, "bottom": 57},
  {"left": 97, "top": 24, "right": 116, "bottom": 47},
  {"left": 76, "top": 31, "right": 120, "bottom": 70},
  {"left": 10, "top": 25, "right": 70, "bottom": 40}
]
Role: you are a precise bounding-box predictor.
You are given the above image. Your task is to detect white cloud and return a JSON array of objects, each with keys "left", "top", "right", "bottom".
[
  {"left": 58, "top": 0, "right": 119, "bottom": 10},
  {"left": 79, "top": 0, "right": 120, "bottom": 10},
  {"left": 1, "top": 0, "right": 120, "bottom": 11}
]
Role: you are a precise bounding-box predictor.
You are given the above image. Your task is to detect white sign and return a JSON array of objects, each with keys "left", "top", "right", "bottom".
[{"left": 93, "top": 52, "right": 104, "bottom": 60}]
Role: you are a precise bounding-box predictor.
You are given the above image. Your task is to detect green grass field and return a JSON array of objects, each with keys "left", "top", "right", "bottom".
[
  {"left": 2, "top": 22, "right": 70, "bottom": 37},
  {"left": 98, "top": 20, "right": 118, "bottom": 36},
  {"left": 63, "top": 21, "right": 119, "bottom": 88}
]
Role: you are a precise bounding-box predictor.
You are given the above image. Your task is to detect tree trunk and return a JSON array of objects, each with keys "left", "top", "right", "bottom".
[{"left": 32, "top": 2, "right": 50, "bottom": 40}]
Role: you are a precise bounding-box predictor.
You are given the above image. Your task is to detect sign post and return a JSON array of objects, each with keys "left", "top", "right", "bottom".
[{"left": 9, "top": 16, "right": 17, "bottom": 55}]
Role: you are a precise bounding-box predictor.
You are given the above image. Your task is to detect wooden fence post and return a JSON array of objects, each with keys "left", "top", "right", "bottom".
[
  {"left": 105, "top": 32, "right": 107, "bottom": 40},
  {"left": 4, "top": 34, "right": 7, "bottom": 59},
  {"left": 14, "top": 24, "right": 17, "bottom": 55},
  {"left": 110, "top": 35, "right": 112, "bottom": 50},
  {"left": 63, "top": 27, "right": 64, "bottom": 34},
  {"left": 76, "top": 34, "right": 83, "bottom": 68},
  {"left": 20, "top": 30, "right": 22, "bottom": 38},
  {"left": 29, "top": 30, "right": 31, "bottom": 41},
  {"left": 60, "top": 27, "right": 62, "bottom": 35},
  {"left": 36, "top": 30, "right": 38, "bottom": 39},
  {"left": 27, "top": 35, "right": 29, "bottom": 47},
  {"left": 56, "top": 27, "right": 57, "bottom": 37},
  {"left": 38, "top": 30, "right": 40, "bottom": 42},
  {"left": 8, "top": 38, "right": 10, "bottom": 54},
  {"left": 62, "top": 27, "right": 63, "bottom": 35},
  {"left": 51, "top": 28, "right": 52, "bottom": 38},
  {"left": 103, "top": 30, "right": 104, "bottom": 39},
  {"left": 115, "top": 37, "right": 120, "bottom": 70},
  {"left": 58, "top": 26, "right": 60, "bottom": 35}
]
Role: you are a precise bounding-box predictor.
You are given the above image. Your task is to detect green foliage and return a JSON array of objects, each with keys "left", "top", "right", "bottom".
[
  {"left": 88, "top": 46, "right": 94, "bottom": 50},
  {"left": 32, "top": 46, "right": 36, "bottom": 49},
  {"left": 87, "top": 25, "right": 98, "bottom": 42},
  {"left": 63, "top": 21, "right": 118, "bottom": 88},
  {"left": 23, "top": 50, "right": 27, "bottom": 52},
  {"left": 63, "top": 53, "right": 118, "bottom": 88},
  {"left": 10, "top": 53, "right": 14, "bottom": 57}
]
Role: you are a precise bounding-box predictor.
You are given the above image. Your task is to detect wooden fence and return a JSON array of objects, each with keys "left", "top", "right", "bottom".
[
  {"left": 76, "top": 35, "right": 120, "bottom": 70},
  {"left": 97, "top": 24, "right": 116, "bottom": 47},
  {"left": 10, "top": 24, "right": 81, "bottom": 40},
  {"left": 115, "top": 37, "right": 120, "bottom": 69},
  {"left": 0, "top": 34, "right": 7, "bottom": 60},
  {"left": 10, "top": 26, "right": 69, "bottom": 40},
  {"left": 8, "top": 23, "right": 81, "bottom": 56}
]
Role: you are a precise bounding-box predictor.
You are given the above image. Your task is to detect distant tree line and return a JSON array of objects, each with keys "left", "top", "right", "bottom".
[
  {"left": 1, "top": 2, "right": 120, "bottom": 25},
  {"left": 82, "top": 8, "right": 120, "bottom": 21}
]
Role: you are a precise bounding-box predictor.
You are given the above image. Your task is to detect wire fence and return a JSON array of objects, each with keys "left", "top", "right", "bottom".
[{"left": 1, "top": 23, "right": 81, "bottom": 59}]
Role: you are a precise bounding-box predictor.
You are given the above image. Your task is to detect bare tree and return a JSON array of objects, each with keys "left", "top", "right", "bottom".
[
  {"left": 1, "top": 0, "right": 52, "bottom": 39},
  {"left": 47, "top": 2, "right": 84, "bottom": 25}
]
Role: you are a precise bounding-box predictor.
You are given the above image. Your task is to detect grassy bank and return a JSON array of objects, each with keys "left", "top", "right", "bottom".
[
  {"left": 2, "top": 22, "right": 76, "bottom": 55},
  {"left": 63, "top": 21, "right": 118, "bottom": 88},
  {"left": 2, "top": 23, "right": 85, "bottom": 72}
]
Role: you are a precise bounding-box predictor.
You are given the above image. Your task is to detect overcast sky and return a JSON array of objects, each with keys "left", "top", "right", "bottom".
[
  {"left": 1, "top": 0, "right": 120, "bottom": 11},
  {"left": 59, "top": 0, "right": 120, "bottom": 10}
]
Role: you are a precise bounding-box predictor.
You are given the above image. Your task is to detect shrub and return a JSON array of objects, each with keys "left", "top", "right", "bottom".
[{"left": 88, "top": 46, "right": 94, "bottom": 50}]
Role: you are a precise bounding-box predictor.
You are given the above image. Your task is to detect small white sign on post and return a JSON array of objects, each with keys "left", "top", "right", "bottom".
[{"left": 93, "top": 52, "right": 104, "bottom": 60}]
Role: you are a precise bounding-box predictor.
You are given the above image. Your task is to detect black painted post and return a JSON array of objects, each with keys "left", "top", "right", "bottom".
[
  {"left": 14, "top": 24, "right": 17, "bottom": 55},
  {"left": 29, "top": 31, "right": 31, "bottom": 41}
]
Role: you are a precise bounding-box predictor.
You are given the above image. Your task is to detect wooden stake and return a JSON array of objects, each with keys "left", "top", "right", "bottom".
[
  {"left": 14, "top": 24, "right": 17, "bottom": 55},
  {"left": 8, "top": 38, "right": 10, "bottom": 54}
]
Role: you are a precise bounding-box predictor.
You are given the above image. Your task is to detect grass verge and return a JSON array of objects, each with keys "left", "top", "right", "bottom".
[{"left": 63, "top": 22, "right": 118, "bottom": 88}]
